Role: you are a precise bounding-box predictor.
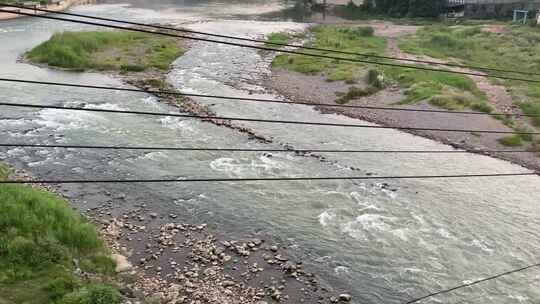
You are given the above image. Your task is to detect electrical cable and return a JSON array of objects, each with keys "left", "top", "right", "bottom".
[
  {"left": 0, "top": 77, "right": 533, "bottom": 117},
  {"left": 0, "top": 172, "right": 536, "bottom": 184},
  {"left": 0, "top": 143, "right": 533, "bottom": 154},
  {"left": 1, "top": 101, "right": 539, "bottom": 134},
  {"left": 5, "top": 4, "right": 540, "bottom": 77},
  {"left": 4, "top": 9, "right": 540, "bottom": 84}
]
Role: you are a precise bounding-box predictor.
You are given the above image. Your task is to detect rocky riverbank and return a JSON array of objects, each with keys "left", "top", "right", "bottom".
[
  {"left": 83, "top": 203, "right": 354, "bottom": 304},
  {"left": 9, "top": 167, "right": 353, "bottom": 304},
  {"left": 17, "top": 26, "right": 357, "bottom": 303}
]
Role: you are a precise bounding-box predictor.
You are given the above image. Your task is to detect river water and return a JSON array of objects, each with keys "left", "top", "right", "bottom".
[{"left": 1, "top": 2, "right": 540, "bottom": 303}]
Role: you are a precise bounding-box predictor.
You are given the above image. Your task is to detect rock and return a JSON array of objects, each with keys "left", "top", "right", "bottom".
[
  {"left": 270, "top": 245, "right": 278, "bottom": 252},
  {"left": 274, "top": 254, "right": 288, "bottom": 262},
  {"left": 222, "top": 280, "right": 235, "bottom": 288},
  {"left": 149, "top": 212, "right": 158, "bottom": 218},
  {"left": 339, "top": 294, "right": 352, "bottom": 302},
  {"left": 282, "top": 261, "right": 296, "bottom": 273},
  {"left": 119, "top": 286, "right": 136, "bottom": 298},
  {"left": 111, "top": 254, "right": 132, "bottom": 272}
]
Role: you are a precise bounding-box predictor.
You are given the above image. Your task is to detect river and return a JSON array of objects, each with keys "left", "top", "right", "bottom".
[{"left": 1, "top": 1, "right": 540, "bottom": 303}]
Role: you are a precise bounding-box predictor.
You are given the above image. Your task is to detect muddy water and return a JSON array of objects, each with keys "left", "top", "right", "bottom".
[{"left": 1, "top": 2, "right": 540, "bottom": 303}]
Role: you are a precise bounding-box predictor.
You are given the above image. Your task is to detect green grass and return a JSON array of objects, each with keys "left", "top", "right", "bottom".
[
  {"left": 26, "top": 31, "right": 184, "bottom": 72},
  {"left": 266, "top": 32, "right": 293, "bottom": 46},
  {"left": 0, "top": 164, "right": 120, "bottom": 304},
  {"left": 271, "top": 25, "right": 386, "bottom": 83},
  {"left": 336, "top": 86, "right": 380, "bottom": 104},
  {"left": 270, "top": 25, "right": 489, "bottom": 108},
  {"left": 399, "top": 24, "right": 540, "bottom": 125},
  {"left": 385, "top": 65, "right": 491, "bottom": 110},
  {"left": 143, "top": 78, "right": 167, "bottom": 89},
  {"left": 515, "top": 126, "right": 534, "bottom": 142},
  {"left": 520, "top": 101, "right": 540, "bottom": 126},
  {"left": 0, "top": 163, "right": 10, "bottom": 180},
  {"left": 498, "top": 135, "right": 523, "bottom": 146}
]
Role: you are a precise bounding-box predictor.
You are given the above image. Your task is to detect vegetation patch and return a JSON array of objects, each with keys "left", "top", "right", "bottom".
[
  {"left": 271, "top": 25, "right": 386, "bottom": 83},
  {"left": 143, "top": 78, "right": 167, "bottom": 89},
  {"left": 266, "top": 32, "right": 293, "bottom": 46},
  {"left": 336, "top": 86, "right": 380, "bottom": 104},
  {"left": 385, "top": 65, "right": 491, "bottom": 111},
  {"left": 270, "top": 25, "right": 488, "bottom": 108},
  {"left": 26, "top": 31, "right": 184, "bottom": 72},
  {"left": 498, "top": 135, "right": 523, "bottom": 147},
  {"left": 399, "top": 25, "right": 540, "bottom": 127},
  {"left": 0, "top": 164, "right": 121, "bottom": 304}
]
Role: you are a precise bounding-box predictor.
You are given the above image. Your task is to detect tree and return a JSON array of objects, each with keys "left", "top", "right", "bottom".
[
  {"left": 370, "top": 0, "right": 444, "bottom": 17},
  {"left": 407, "top": 0, "right": 445, "bottom": 17}
]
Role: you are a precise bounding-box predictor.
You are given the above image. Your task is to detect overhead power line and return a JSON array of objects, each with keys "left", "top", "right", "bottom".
[
  {"left": 4, "top": 9, "right": 540, "bottom": 84},
  {"left": 405, "top": 262, "right": 540, "bottom": 304},
  {"left": 5, "top": 4, "right": 540, "bottom": 78},
  {"left": 0, "top": 143, "right": 534, "bottom": 154},
  {"left": 0, "top": 78, "right": 534, "bottom": 117},
  {"left": 2, "top": 101, "right": 539, "bottom": 135},
  {"left": 0, "top": 172, "right": 536, "bottom": 184}
]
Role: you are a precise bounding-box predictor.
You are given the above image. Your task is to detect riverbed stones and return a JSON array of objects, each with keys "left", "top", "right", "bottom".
[
  {"left": 339, "top": 293, "right": 352, "bottom": 302},
  {"left": 111, "top": 253, "right": 132, "bottom": 273},
  {"left": 84, "top": 192, "right": 346, "bottom": 304}
]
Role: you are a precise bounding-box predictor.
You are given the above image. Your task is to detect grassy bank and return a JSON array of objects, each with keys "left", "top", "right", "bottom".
[
  {"left": 0, "top": 165, "right": 122, "bottom": 304},
  {"left": 399, "top": 25, "right": 540, "bottom": 126},
  {"left": 271, "top": 25, "right": 385, "bottom": 83},
  {"left": 269, "top": 25, "right": 490, "bottom": 110},
  {"left": 26, "top": 31, "right": 184, "bottom": 72}
]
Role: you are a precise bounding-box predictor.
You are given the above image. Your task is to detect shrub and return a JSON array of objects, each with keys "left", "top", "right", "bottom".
[
  {"left": 336, "top": 86, "right": 379, "bottom": 104},
  {"left": 470, "top": 102, "right": 493, "bottom": 113},
  {"left": 59, "top": 284, "right": 121, "bottom": 304},
  {"left": 80, "top": 255, "right": 116, "bottom": 275},
  {"left": 45, "top": 276, "right": 81, "bottom": 301},
  {"left": 143, "top": 79, "right": 166, "bottom": 88},
  {"left": 498, "top": 135, "right": 523, "bottom": 146},
  {"left": 515, "top": 126, "right": 534, "bottom": 142},
  {"left": 120, "top": 64, "right": 145, "bottom": 72},
  {"left": 355, "top": 26, "right": 375, "bottom": 37},
  {"left": 520, "top": 102, "right": 540, "bottom": 126}
]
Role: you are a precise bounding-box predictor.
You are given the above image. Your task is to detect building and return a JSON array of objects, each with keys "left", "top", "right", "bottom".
[{"left": 448, "top": 0, "right": 540, "bottom": 18}]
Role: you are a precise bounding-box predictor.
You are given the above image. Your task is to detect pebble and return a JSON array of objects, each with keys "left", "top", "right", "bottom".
[{"left": 339, "top": 294, "right": 352, "bottom": 302}]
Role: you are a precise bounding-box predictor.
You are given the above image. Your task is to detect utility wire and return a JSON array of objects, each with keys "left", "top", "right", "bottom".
[
  {"left": 405, "top": 262, "right": 540, "bottom": 304},
  {"left": 0, "top": 143, "right": 533, "bottom": 154},
  {"left": 3, "top": 9, "right": 540, "bottom": 302},
  {"left": 6, "top": 4, "right": 540, "bottom": 78},
  {"left": 2, "top": 101, "right": 539, "bottom": 135},
  {"left": 0, "top": 173, "right": 537, "bottom": 184},
  {"left": 0, "top": 143, "right": 534, "bottom": 154},
  {"left": 0, "top": 77, "right": 533, "bottom": 117},
  {"left": 4, "top": 9, "right": 540, "bottom": 84}
]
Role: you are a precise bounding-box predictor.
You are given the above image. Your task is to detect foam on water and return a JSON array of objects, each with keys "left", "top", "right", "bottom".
[
  {"left": 341, "top": 214, "right": 398, "bottom": 241},
  {"left": 318, "top": 209, "right": 336, "bottom": 227},
  {"left": 209, "top": 155, "right": 288, "bottom": 177},
  {"left": 84, "top": 102, "right": 127, "bottom": 111}
]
